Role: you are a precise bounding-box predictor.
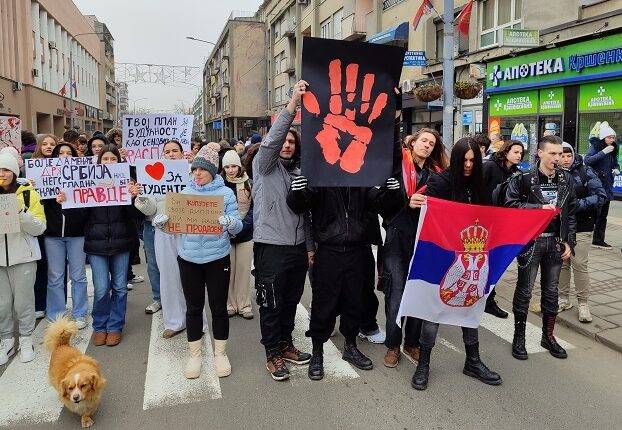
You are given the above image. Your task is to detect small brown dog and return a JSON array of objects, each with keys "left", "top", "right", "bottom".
[{"left": 45, "top": 318, "right": 106, "bottom": 428}]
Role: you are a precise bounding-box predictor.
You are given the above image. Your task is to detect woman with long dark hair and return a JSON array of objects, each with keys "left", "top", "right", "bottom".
[
  {"left": 379, "top": 127, "right": 448, "bottom": 369},
  {"left": 410, "top": 137, "right": 501, "bottom": 391}
]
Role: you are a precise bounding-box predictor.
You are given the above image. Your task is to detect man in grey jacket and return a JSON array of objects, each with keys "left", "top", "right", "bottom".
[{"left": 252, "top": 80, "right": 312, "bottom": 381}]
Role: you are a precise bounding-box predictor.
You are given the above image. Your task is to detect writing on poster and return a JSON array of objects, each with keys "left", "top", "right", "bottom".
[
  {"left": 25, "top": 157, "right": 94, "bottom": 199},
  {"left": 0, "top": 194, "right": 20, "bottom": 234},
  {"left": 0, "top": 116, "right": 22, "bottom": 150},
  {"left": 122, "top": 114, "right": 193, "bottom": 164},
  {"left": 165, "top": 193, "right": 224, "bottom": 235},
  {"left": 135, "top": 159, "right": 189, "bottom": 196}
]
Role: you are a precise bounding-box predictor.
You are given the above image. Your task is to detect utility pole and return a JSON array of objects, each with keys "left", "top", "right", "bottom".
[
  {"left": 69, "top": 48, "right": 75, "bottom": 129},
  {"left": 442, "top": 0, "right": 455, "bottom": 149}
]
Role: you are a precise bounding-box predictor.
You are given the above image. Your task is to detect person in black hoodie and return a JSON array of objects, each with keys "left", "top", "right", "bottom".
[
  {"left": 57, "top": 145, "right": 140, "bottom": 347},
  {"left": 44, "top": 143, "right": 89, "bottom": 328},
  {"left": 287, "top": 177, "right": 396, "bottom": 381},
  {"left": 482, "top": 140, "right": 524, "bottom": 318},
  {"left": 411, "top": 137, "right": 501, "bottom": 391}
]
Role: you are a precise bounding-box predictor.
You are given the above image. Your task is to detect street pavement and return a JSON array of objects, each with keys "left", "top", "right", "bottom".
[
  {"left": 2, "top": 214, "right": 622, "bottom": 429},
  {"left": 495, "top": 201, "right": 622, "bottom": 352}
]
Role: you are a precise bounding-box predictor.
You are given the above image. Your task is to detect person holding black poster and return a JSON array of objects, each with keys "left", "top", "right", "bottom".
[{"left": 251, "top": 81, "right": 312, "bottom": 382}]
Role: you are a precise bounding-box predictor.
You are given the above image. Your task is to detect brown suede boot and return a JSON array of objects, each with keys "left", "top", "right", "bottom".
[
  {"left": 93, "top": 332, "right": 107, "bottom": 346},
  {"left": 106, "top": 332, "right": 122, "bottom": 347}
]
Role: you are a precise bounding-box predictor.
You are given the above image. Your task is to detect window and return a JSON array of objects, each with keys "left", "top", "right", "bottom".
[
  {"left": 333, "top": 9, "right": 343, "bottom": 40},
  {"left": 479, "top": 0, "right": 522, "bottom": 48},
  {"left": 40, "top": 37, "right": 45, "bottom": 63},
  {"left": 32, "top": 31, "right": 36, "bottom": 59},
  {"left": 274, "top": 20, "right": 280, "bottom": 40},
  {"left": 435, "top": 17, "right": 468, "bottom": 60},
  {"left": 281, "top": 55, "right": 288, "bottom": 73},
  {"left": 320, "top": 17, "right": 332, "bottom": 39},
  {"left": 274, "top": 52, "right": 283, "bottom": 75}
]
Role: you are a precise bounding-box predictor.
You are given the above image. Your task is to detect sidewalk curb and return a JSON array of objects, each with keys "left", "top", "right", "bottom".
[{"left": 552, "top": 312, "right": 622, "bottom": 354}]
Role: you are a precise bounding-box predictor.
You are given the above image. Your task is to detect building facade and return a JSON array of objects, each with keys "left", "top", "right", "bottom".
[
  {"left": 86, "top": 15, "right": 117, "bottom": 132},
  {"left": 115, "top": 81, "right": 128, "bottom": 125},
  {"left": 192, "top": 90, "right": 204, "bottom": 138},
  {"left": 202, "top": 11, "right": 267, "bottom": 141},
  {"left": 0, "top": 0, "right": 103, "bottom": 136}
]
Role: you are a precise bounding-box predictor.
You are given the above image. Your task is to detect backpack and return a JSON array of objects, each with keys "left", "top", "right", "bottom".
[
  {"left": 23, "top": 189, "right": 30, "bottom": 210},
  {"left": 491, "top": 171, "right": 532, "bottom": 207}
]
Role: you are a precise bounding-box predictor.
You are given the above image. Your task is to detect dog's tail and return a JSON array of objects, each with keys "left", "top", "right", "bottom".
[{"left": 44, "top": 317, "right": 78, "bottom": 352}]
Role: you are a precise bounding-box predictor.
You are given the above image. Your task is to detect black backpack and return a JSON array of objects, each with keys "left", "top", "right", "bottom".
[{"left": 492, "top": 171, "right": 534, "bottom": 207}]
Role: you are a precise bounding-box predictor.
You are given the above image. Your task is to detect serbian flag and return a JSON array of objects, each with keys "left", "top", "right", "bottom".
[
  {"left": 455, "top": 0, "right": 475, "bottom": 36},
  {"left": 58, "top": 81, "right": 67, "bottom": 96},
  {"left": 397, "top": 197, "right": 557, "bottom": 328},
  {"left": 412, "top": 0, "right": 433, "bottom": 31}
]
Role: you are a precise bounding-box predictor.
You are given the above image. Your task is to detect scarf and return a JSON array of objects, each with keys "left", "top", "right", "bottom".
[
  {"left": 225, "top": 173, "right": 251, "bottom": 217},
  {"left": 401, "top": 147, "right": 442, "bottom": 197}
]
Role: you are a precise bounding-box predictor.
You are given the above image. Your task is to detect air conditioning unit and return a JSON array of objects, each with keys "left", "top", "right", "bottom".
[
  {"left": 49, "top": 41, "right": 57, "bottom": 50},
  {"left": 32, "top": 69, "right": 39, "bottom": 77},
  {"left": 401, "top": 79, "right": 415, "bottom": 93},
  {"left": 12, "top": 81, "right": 23, "bottom": 92}
]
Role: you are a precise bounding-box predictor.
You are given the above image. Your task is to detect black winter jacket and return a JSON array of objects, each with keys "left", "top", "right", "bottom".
[
  {"left": 42, "top": 200, "right": 89, "bottom": 238},
  {"left": 567, "top": 156, "right": 607, "bottom": 232},
  {"left": 83, "top": 204, "right": 141, "bottom": 256},
  {"left": 483, "top": 159, "right": 519, "bottom": 203},
  {"left": 287, "top": 186, "right": 380, "bottom": 247},
  {"left": 427, "top": 170, "right": 491, "bottom": 205},
  {"left": 505, "top": 164, "right": 577, "bottom": 249}
]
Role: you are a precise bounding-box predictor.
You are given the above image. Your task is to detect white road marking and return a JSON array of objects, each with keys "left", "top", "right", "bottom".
[
  {"left": 438, "top": 336, "right": 463, "bottom": 353},
  {"left": 479, "top": 313, "right": 574, "bottom": 353},
  {"left": 288, "top": 304, "right": 359, "bottom": 385},
  {"left": 0, "top": 318, "right": 94, "bottom": 427},
  {"left": 142, "top": 311, "right": 221, "bottom": 410}
]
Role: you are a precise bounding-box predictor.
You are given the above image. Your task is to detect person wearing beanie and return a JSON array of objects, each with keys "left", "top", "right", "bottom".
[
  {"left": 249, "top": 133, "right": 262, "bottom": 146},
  {"left": 0, "top": 147, "right": 24, "bottom": 177},
  {"left": 153, "top": 147, "right": 242, "bottom": 379},
  {"left": 558, "top": 142, "right": 606, "bottom": 323},
  {"left": 585, "top": 121, "right": 619, "bottom": 248},
  {"left": 0, "top": 152, "right": 46, "bottom": 365},
  {"left": 221, "top": 150, "right": 254, "bottom": 320},
  {"left": 252, "top": 80, "right": 312, "bottom": 381}
]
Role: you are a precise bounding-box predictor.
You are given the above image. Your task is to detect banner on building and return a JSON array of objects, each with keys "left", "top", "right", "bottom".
[
  {"left": 0, "top": 194, "right": 20, "bottom": 234},
  {"left": 165, "top": 193, "right": 224, "bottom": 235},
  {"left": 0, "top": 116, "right": 22, "bottom": 150},
  {"left": 135, "top": 159, "right": 189, "bottom": 196},
  {"left": 301, "top": 37, "right": 405, "bottom": 186},
  {"left": 122, "top": 114, "right": 193, "bottom": 164},
  {"left": 397, "top": 197, "right": 556, "bottom": 328},
  {"left": 26, "top": 156, "right": 95, "bottom": 200}
]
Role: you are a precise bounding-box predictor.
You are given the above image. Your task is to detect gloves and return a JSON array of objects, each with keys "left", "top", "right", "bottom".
[
  {"left": 152, "top": 214, "right": 169, "bottom": 229},
  {"left": 602, "top": 145, "right": 615, "bottom": 154},
  {"left": 386, "top": 178, "right": 400, "bottom": 190},
  {"left": 613, "top": 169, "right": 620, "bottom": 176},
  {"left": 290, "top": 175, "right": 308, "bottom": 191},
  {"left": 218, "top": 215, "right": 237, "bottom": 230}
]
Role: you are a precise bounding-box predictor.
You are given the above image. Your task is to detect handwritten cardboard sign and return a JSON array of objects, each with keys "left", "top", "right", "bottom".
[
  {"left": 59, "top": 161, "right": 132, "bottom": 209},
  {"left": 122, "top": 114, "right": 193, "bottom": 164},
  {"left": 26, "top": 157, "right": 94, "bottom": 200},
  {"left": 165, "top": 193, "right": 224, "bottom": 235},
  {"left": 0, "top": 116, "right": 22, "bottom": 150},
  {"left": 0, "top": 194, "right": 20, "bottom": 234},
  {"left": 135, "top": 159, "right": 189, "bottom": 196}
]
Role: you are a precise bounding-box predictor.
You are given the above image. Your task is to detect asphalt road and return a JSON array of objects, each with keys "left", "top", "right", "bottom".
[{"left": 1, "top": 265, "right": 621, "bottom": 430}]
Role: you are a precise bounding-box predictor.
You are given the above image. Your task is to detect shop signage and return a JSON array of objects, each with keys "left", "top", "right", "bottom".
[
  {"left": 538, "top": 87, "right": 564, "bottom": 113},
  {"left": 404, "top": 51, "right": 427, "bottom": 67},
  {"left": 579, "top": 80, "right": 622, "bottom": 112},
  {"left": 462, "top": 111, "right": 473, "bottom": 125},
  {"left": 486, "top": 34, "right": 622, "bottom": 91},
  {"left": 382, "top": 0, "right": 406, "bottom": 11},
  {"left": 500, "top": 29, "right": 540, "bottom": 48},
  {"left": 489, "top": 90, "right": 539, "bottom": 116}
]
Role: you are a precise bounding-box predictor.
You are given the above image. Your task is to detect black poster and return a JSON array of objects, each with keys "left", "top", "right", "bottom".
[{"left": 301, "top": 37, "right": 405, "bottom": 187}]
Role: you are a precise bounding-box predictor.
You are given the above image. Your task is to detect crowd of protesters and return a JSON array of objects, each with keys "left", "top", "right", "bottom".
[{"left": 0, "top": 81, "right": 618, "bottom": 391}]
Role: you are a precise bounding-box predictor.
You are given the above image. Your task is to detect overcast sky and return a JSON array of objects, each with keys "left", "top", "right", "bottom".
[{"left": 73, "top": 0, "right": 262, "bottom": 113}]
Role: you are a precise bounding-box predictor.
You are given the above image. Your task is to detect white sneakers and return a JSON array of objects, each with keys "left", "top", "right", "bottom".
[
  {"left": 358, "top": 329, "right": 386, "bottom": 344},
  {"left": 578, "top": 304, "right": 593, "bottom": 323},
  {"left": 184, "top": 340, "right": 203, "bottom": 379},
  {"left": 145, "top": 301, "right": 162, "bottom": 314},
  {"left": 213, "top": 339, "right": 231, "bottom": 378},
  {"left": 34, "top": 311, "right": 45, "bottom": 320},
  {"left": 18, "top": 336, "right": 35, "bottom": 363},
  {"left": 558, "top": 298, "right": 573, "bottom": 313},
  {"left": 0, "top": 338, "right": 16, "bottom": 366},
  {"left": 75, "top": 317, "right": 88, "bottom": 330}
]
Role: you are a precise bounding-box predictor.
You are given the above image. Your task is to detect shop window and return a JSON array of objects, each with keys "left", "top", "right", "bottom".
[
  {"left": 578, "top": 111, "right": 622, "bottom": 155},
  {"left": 479, "top": 0, "right": 522, "bottom": 48},
  {"left": 497, "top": 116, "right": 537, "bottom": 161}
]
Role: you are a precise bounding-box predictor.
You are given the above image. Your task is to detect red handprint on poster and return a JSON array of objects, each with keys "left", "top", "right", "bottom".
[{"left": 302, "top": 59, "right": 388, "bottom": 174}]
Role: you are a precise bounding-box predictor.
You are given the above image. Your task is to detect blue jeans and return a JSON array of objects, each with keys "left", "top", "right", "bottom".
[
  {"left": 89, "top": 252, "right": 130, "bottom": 333},
  {"left": 45, "top": 237, "right": 88, "bottom": 320},
  {"left": 143, "top": 222, "right": 160, "bottom": 302}
]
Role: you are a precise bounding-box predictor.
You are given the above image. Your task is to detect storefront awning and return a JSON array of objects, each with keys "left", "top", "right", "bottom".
[{"left": 367, "top": 22, "right": 409, "bottom": 44}]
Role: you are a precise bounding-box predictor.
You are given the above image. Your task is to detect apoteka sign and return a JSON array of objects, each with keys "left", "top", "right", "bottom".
[{"left": 489, "top": 58, "right": 564, "bottom": 87}]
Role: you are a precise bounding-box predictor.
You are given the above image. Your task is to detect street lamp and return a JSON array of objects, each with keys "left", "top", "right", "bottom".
[
  {"left": 69, "top": 32, "right": 105, "bottom": 129},
  {"left": 186, "top": 36, "right": 224, "bottom": 140}
]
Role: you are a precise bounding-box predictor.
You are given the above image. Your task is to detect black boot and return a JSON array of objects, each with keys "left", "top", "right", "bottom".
[
  {"left": 512, "top": 315, "right": 528, "bottom": 360},
  {"left": 541, "top": 313, "right": 567, "bottom": 359},
  {"left": 342, "top": 339, "right": 373, "bottom": 370},
  {"left": 308, "top": 340, "right": 324, "bottom": 381},
  {"left": 463, "top": 342, "right": 502, "bottom": 386},
  {"left": 411, "top": 346, "right": 432, "bottom": 390},
  {"left": 485, "top": 299, "right": 509, "bottom": 319}
]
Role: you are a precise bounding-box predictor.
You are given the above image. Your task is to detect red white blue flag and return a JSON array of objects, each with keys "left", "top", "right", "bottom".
[{"left": 398, "top": 197, "right": 557, "bottom": 328}]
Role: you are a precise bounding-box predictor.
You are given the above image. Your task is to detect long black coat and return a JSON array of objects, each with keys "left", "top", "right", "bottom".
[{"left": 83, "top": 205, "right": 141, "bottom": 256}]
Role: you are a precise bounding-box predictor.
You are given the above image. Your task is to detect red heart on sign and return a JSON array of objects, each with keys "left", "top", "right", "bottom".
[{"left": 145, "top": 162, "right": 165, "bottom": 181}]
